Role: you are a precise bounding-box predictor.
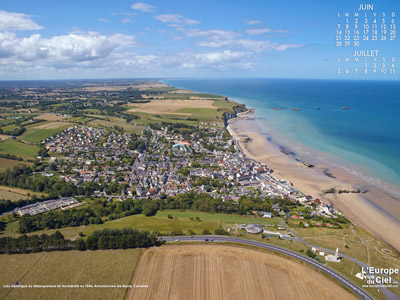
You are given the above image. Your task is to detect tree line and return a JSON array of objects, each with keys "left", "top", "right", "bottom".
[
  {"left": 0, "top": 231, "right": 73, "bottom": 254},
  {"left": 0, "top": 228, "right": 162, "bottom": 255},
  {"left": 83, "top": 228, "right": 161, "bottom": 250}
]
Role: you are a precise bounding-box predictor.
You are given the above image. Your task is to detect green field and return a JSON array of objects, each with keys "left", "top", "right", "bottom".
[
  {"left": 0, "top": 140, "right": 39, "bottom": 158},
  {"left": 132, "top": 112, "right": 203, "bottom": 126},
  {"left": 176, "top": 108, "right": 220, "bottom": 122},
  {"left": 21, "top": 123, "right": 73, "bottom": 143},
  {"left": 191, "top": 92, "right": 226, "bottom": 99},
  {"left": 0, "top": 158, "right": 32, "bottom": 173},
  {"left": 212, "top": 100, "right": 237, "bottom": 108},
  {"left": 0, "top": 249, "right": 142, "bottom": 300},
  {"left": 82, "top": 213, "right": 219, "bottom": 236},
  {"left": 156, "top": 210, "right": 280, "bottom": 226},
  {"left": 82, "top": 210, "right": 279, "bottom": 237}
]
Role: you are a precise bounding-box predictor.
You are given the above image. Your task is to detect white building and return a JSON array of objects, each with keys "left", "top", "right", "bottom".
[{"left": 325, "top": 248, "right": 341, "bottom": 263}]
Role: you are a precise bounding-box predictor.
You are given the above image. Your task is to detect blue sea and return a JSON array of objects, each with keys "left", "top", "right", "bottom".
[{"left": 164, "top": 79, "right": 400, "bottom": 192}]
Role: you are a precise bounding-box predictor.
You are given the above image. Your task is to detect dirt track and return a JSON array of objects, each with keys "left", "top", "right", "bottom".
[{"left": 125, "top": 244, "right": 358, "bottom": 300}]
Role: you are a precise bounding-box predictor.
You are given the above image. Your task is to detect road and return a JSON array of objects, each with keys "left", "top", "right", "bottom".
[{"left": 161, "top": 235, "right": 376, "bottom": 300}]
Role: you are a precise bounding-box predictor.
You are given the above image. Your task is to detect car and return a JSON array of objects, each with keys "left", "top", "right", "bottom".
[
  {"left": 210, "top": 239, "right": 214, "bottom": 241},
  {"left": 190, "top": 235, "right": 194, "bottom": 238},
  {"left": 175, "top": 239, "right": 179, "bottom": 242},
  {"left": 205, "top": 239, "right": 209, "bottom": 241}
]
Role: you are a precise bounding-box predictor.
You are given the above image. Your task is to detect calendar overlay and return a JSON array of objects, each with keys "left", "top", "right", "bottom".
[{"left": 336, "top": 4, "right": 398, "bottom": 76}]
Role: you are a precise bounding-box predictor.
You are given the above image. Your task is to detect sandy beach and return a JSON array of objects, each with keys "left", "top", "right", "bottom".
[{"left": 228, "top": 113, "right": 400, "bottom": 251}]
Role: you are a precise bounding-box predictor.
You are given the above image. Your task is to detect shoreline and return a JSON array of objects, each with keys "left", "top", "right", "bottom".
[{"left": 227, "top": 111, "right": 400, "bottom": 251}]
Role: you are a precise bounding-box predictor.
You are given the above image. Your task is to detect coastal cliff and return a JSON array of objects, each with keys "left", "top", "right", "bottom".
[{"left": 223, "top": 104, "right": 248, "bottom": 127}]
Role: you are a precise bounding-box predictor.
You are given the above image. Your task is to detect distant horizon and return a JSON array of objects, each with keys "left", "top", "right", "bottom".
[{"left": 0, "top": 77, "right": 399, "bottom": 83}]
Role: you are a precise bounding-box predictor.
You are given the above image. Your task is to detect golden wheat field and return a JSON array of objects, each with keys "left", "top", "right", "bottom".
[
  {"left": 126, "top": 100, "right": 216, "bottom": 115},
  {"left": 126, "top": 244, "right": 358, "bottom": 300}
]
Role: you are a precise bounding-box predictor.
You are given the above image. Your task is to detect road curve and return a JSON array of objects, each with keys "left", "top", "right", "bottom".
[{"left": 160, "top": 235, "right": 376, "bottom": 300}]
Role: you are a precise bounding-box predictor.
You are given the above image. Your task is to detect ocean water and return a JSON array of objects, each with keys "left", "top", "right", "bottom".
[{"left": 164, "top": 79, "right": 400, "bottom": 191}]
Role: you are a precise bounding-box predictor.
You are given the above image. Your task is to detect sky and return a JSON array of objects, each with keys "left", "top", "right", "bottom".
[{"left": 0, "top": 0, "right": 399, "bottom": 80}]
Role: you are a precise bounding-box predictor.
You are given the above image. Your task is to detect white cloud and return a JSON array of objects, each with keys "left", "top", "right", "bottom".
[
  {"left": 182, "top": 28, "right": 302, "bottom": 52},
  {"left": 121, "top": 17, "right": 133, "bottom": 24},
  {"left": 197, "top": 38, "right": 303, "bottom": 52},
  {"left": 244, "top": 19, "right": 262, "bottom": 25},
  {"left": 155, "top": 14, "right": 183, "bottom": 23},
  {"left": 194, "top": 50, "right": 248, "bottom": 64},
  {"left": 238, "top": 39, "right": 303, "bottom": 51},
  {"left": 131, "top": 2, "right": 155, "bottom": 12},
  {"left": 246, "top": 27, "right": 291, "bottom": 35},
  {"left": 0, "top": 10, "right": 43, "bottom": 31},
  {"left": 175, "top": 50, "right": 254, "bottom": 71},
  {"left": 184, "top": 29, "right": 238, "bottom": 40},
  {"left": 154, "top": 14, "right": 200, "bottom": 25},
  {"left": 98, "top": 18, "right": 109, "bottom": 23},
  {"left": 185, "top": 19, "right": 201, "bottom": 25},
  {"left": 118, "top": 54, "right": 159, "bottom": 69},
  {"left": 0, "top": 31, "right": 135, "bottom": 63}
]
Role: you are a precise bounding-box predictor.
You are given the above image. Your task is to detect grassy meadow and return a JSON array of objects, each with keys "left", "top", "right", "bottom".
[
  {"left": 83, "top": 213, "right": 219, "bottom": 237},
  {"left": 0, "top": 140, "right": 39, "bottom": 158},
  {"left": 156, "top": 210, "right": 280, "bottom": 226},
  {"left": 0, "top": 249, "right": 142, "bottom": 300}
]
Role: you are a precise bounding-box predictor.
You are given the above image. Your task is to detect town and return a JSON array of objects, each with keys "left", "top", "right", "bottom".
[{"left": 33, "top": 123, "right": 340, "bottom": 220}]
